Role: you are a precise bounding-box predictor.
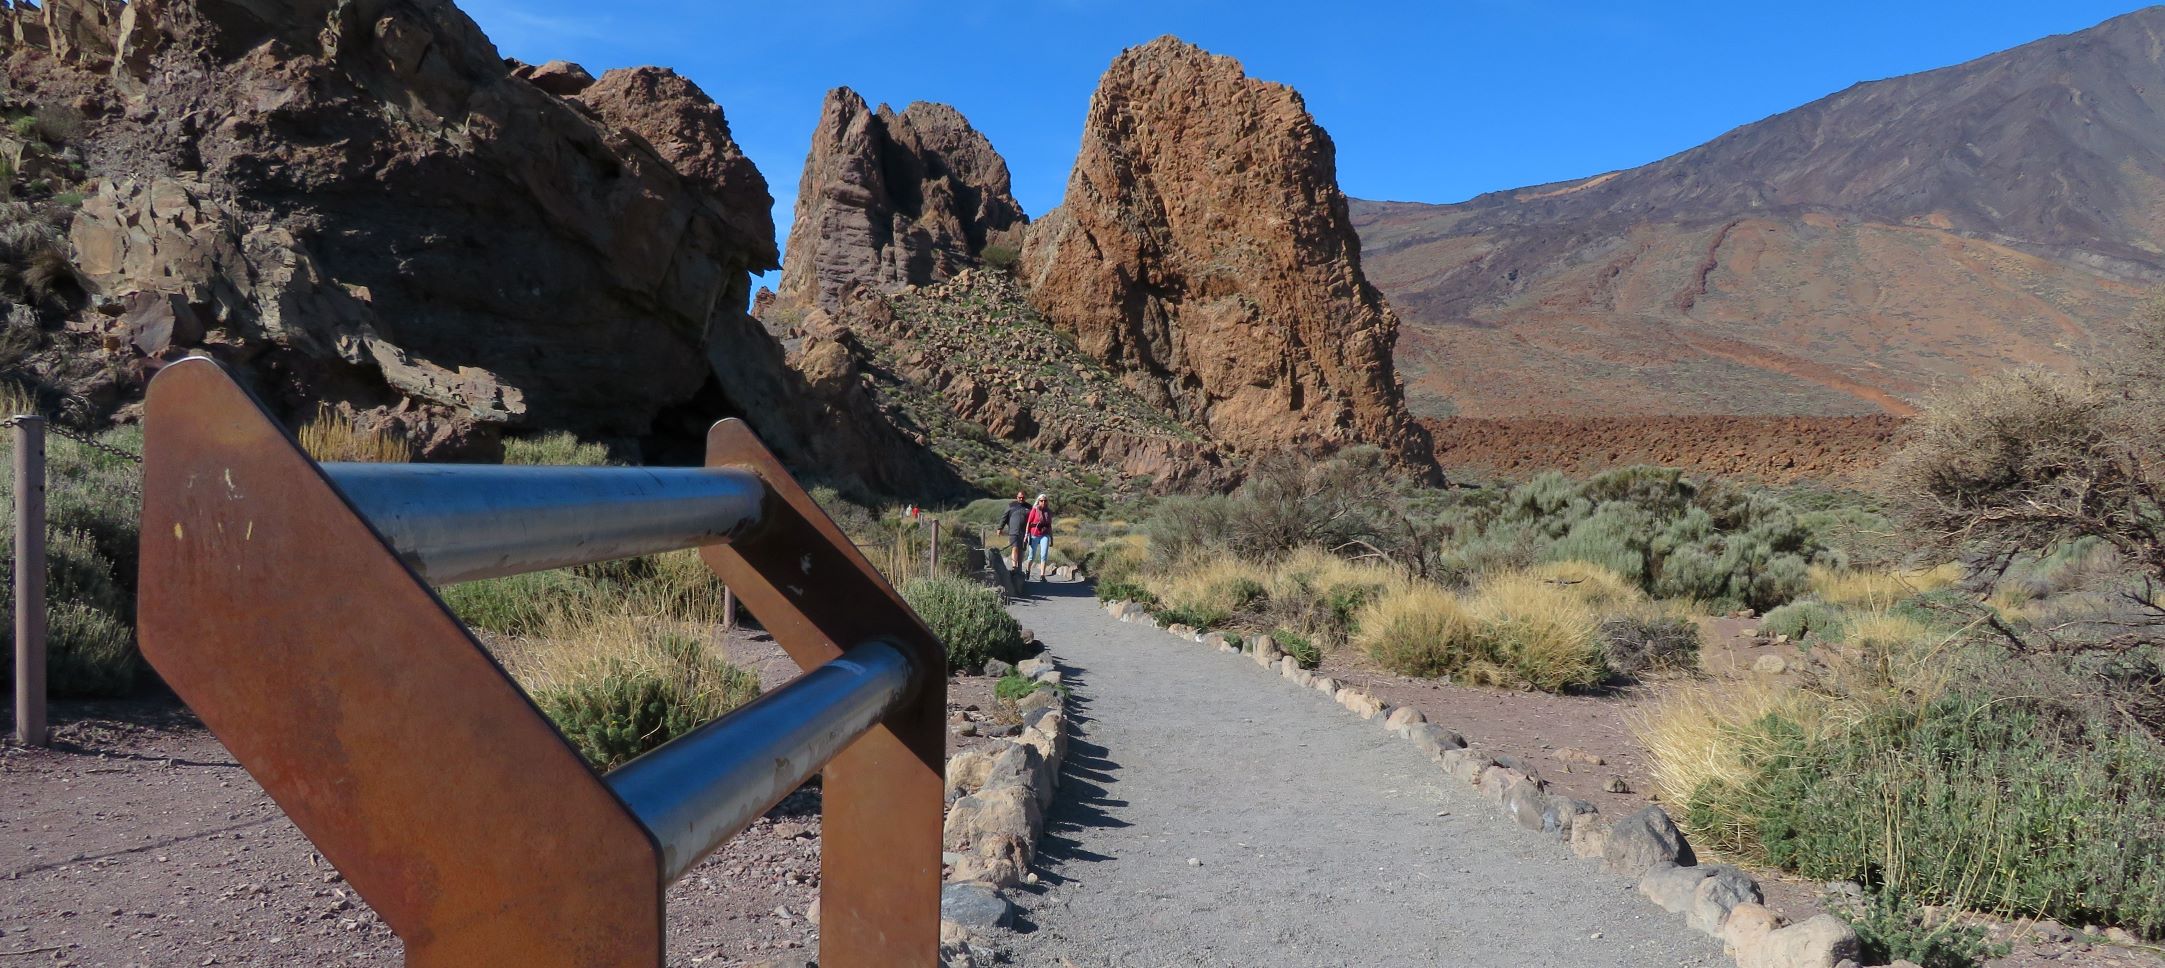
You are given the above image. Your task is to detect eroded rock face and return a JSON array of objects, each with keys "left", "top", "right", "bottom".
[
  {"left": 25, "top": 0, "right": 942, "bottom": 485},
  {"left": 775, "top": 88, "right": 1026, "bottom": 314},
  {"left": 1019, "top": 36, "right": 1436, "bottom": 479}
]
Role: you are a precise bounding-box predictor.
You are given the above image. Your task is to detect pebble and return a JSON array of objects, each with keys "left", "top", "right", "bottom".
[{"left": 1186, "top": 857, "right": 1201, "bottom": 866}]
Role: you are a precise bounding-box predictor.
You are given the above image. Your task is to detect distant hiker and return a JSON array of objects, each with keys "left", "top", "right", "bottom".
[
  {"left": 999, "top": 490, "right": 1032, "bottom": 572},
  {"left": 1024, "top": 493, "right": 1054, "bottom": 580}
]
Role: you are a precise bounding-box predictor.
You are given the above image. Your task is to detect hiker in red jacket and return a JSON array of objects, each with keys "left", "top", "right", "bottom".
[{"left": 1023, "top": 493, "right": 1054, "bottom": 581}]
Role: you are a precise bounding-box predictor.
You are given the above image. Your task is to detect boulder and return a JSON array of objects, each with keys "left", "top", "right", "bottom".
[
  {"left": 514, "top": 59, "right": 596, "bottom": 96},
  {"left": 1252, "top": 638, "right": 1284, "bottom": 666},
  {"left": 1737, "top": 915, "right": 1861, "bottom": 968},
  {"left": 1312, "top": 676, "right": 1341, "bottom": 695},
  {"left": 1541, "top": 795, "right": 1597, "bottom": 837},
  {"left": 944, "top": 746, "right": 1001, "bottom": 802},
  {"left": 1753, "top": 654, "right": 1789, "bottom": 675},
  {"left": 1639, "top": 862, "right": 1717, "bottom": 915},
  {"left": 1404, "top": 723, "right": 1466, "bottom": 760},
  {"left": 1689, "top": 865, "right": 1764, "bottom": 936},
  {"left": 1722, "top": 902, "right": 1782, "bottom": 954},
  {"left": 981, "top": 658, "right": 1015, "bottom": 678},
  {"left": 1603, "top": 805, "right": 1692, "bottom": 876},
  {"left": 1569, "top": 815, "right": 1611, "bottom": 860},
  {"left": 1166, "top": 623, "right": 1197, "bottom": 640},
  {"left": 1384, "top": 706, "right": 1427, "bottom": 731},
  {"left": 943, "top": 785, "right": 1040, "bottom": 855},
  {"left": 939, "top": 882, "right": 1013, "bottom": 939},
  {"left": 1201, "top": 631, "right": 1230, "bottom": 650},
  {"left": 1016, "top": 657, "right": 1054, "bottom": 679},
  {"left": 1504, "top": 780, "right": 1550, "bottom": 832}
]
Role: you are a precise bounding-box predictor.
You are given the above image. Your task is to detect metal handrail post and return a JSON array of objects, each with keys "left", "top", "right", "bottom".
[{"left": 12, "top": 416, "right": 44, "bottom": 747}]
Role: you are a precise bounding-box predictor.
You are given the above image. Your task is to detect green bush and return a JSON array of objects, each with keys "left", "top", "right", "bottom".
[
  {"left": 1847, "top": 888, "right": 2007, "bottom": 968},
  {"left": 1095, "top": 577, "right": 1156, "bottom": 605},
  {"left": 533, "top": 634, "right": 757, "bottom": 770},
  {"left": 1688, "top": 692, "right": 2165, "bottom": 940},
  {"left": 1152, "top": 603, "right": 1224, "bottom": 630},
  {"left": 440, "top": 567, "right": 598, "bottom": 636},
  {"left": 1271, "top": 628, "right": 1321, "bottom": 669},
  {"left": 44, "top": 601, "right": 140, "bottom": 697},
  {"left": 900, "top": 575, "right": 1024, "bottom": 672},
  {"left": 995, "top": 672, "right": 1048, "bottom": 702},
  {"left": 1759, "top": 600, "right": 1844, "bottom": 641},
  {"left": 503, "top": 431, "right": 611, "bottom": 466}
]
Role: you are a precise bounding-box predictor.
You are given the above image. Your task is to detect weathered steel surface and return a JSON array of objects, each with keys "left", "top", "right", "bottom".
[
  {"left": 137, "top": 358, "right": 663, "bottom": 967},
  {"left": 701, "top": 420, "right": 947, "bottom": 968}
]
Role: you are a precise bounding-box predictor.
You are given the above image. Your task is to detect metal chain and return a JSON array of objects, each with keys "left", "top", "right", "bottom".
[{"left": 0, "top": 413, "right": 144, "bottom": 463}]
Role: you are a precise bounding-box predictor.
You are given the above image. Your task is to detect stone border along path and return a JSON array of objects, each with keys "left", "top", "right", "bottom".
[{"left": 954, "top": 580, "right": 1883, "bottom": 968}]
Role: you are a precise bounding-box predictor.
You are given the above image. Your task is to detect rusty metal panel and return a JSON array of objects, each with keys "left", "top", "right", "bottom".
[
  {"left": 137, "top": 358, "right": 663, "bottom": 968},
  {"left": 700, "top": 420, "right": 947, "bottom": 968}
]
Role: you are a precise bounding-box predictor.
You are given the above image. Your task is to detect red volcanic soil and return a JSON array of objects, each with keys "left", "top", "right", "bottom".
[{"left": 1425, "top": 415, "right": 1907, "bottom": 484}]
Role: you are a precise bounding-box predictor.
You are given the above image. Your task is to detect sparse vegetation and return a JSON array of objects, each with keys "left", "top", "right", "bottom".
[
  {"left": 503, "top": 431, "right": 611, "bottom": 466},
  {"left": 505, "top": 612, "right": 758, "bottom": 771},
  {"left": 297, "top": 405, "right": 413, "bottom": 463},
  {"left": 1, "top": 421, "right": 145, "bottom": 697},
  {"left": 899, "top": 574, "right": 1025, "bottom": 673}
]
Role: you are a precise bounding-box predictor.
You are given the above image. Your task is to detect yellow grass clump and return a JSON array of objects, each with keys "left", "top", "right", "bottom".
[
  {"left": 0, "top": 381, "right": 36, "bottom": 418},
  {"left": 1807, "top": 563, "right": 1961, "bottom": 610},
  {"left": 1522, "top": 560, "right": 1645, "bottom": 608},
  {"left": 1632, "top": 678, "right": 1821, "bottom": 849},
  {"left": 297, "top": 405, "right": 413, "bottom": 463},
  {"left": 1143, "top": 554, "right": 1271, "bottom": 627},
  {"left": 1466, "top": 574, "right": 1608, "bottom": 691},
  {"left": 1352, "top": 576, "right": 1484, "bottom": 678}
]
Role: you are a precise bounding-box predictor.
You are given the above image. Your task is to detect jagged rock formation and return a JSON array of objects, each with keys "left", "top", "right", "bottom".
[
  {"left": 1018, "top": 37, "right": 1436, "bottom": 480},
  {"left": 1355, "top": 7, "right": 2165, "bottom": 418},
  {"left": 0, "top": 0, "right": 954, "bottom": 491},
  {"left": 774, "top": 88, "right": 1027, "bottom": 314},
  {"left": 800, "top": 271, "right": 1229, "bottom": 492}
]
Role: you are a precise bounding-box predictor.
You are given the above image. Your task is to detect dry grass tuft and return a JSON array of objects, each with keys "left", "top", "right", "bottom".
[
  {"left": 1467, "top": 574, "right": 1608, "bottom": 691},
  {"left": 1521, "top": 560, "right": 1645, "bottom": 608},
  {"left": 1353, "top": 576, "right": 1483, "bottom": 678},
  {"left": 494, "top": 606, "right": 756, "bottom": 716},
  {"left": 1143, "top": 554, "right": 1271, "bottom": 628},
  {"left": 298, "top": 405, "right": 412, "bottom": 463},
  {"left": 1633, "top": 678, "right": 1819, "bottom": 851},
  {"left": 1808, "top": 563, "right": 1962, "bottom": 610}
]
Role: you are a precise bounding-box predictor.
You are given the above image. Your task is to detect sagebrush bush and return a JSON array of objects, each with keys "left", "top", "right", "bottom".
[
  {"left": 501, "top": 611, "right": 758, "bottom": 770},
  {"left": 1699, "top": 692, "right": 2165, "bottom": 940},
  {"left": 1848, "top": 887, "right": 2007, "bottom": 968},
  {"left": 1095, "top": 577, "right": 1155, "bottom": 605},
  {"left": 43, "top": 602, "right": 140, "bottom": 696},
  {"left": 1760, "top": 600, "right": 1844, "bottom": 640},
  {"left": 503, "top": 431, "right": 611, "bottom": 466},
  {"left": 900, "top": 575, "right": 1024, "bottom": 672}
]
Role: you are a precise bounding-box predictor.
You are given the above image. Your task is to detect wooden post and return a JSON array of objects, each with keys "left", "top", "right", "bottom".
[
  {"left": 13, "top": 416, "right": 45, "bottom": 747},
  {"left": 927, "top": 519, "right": 939, "bottom": 580},
  {"left": 721, "top": 586, "right": 737, "bottom": 633}
]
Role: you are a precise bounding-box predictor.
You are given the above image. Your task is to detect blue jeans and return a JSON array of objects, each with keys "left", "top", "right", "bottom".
[{"left": 1025, "top": 535, "right": 1051, "bottom": 565}]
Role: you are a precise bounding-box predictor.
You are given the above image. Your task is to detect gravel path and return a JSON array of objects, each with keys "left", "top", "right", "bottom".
[{"left": 998, "top": 582, "right": 1728, "bottom": 968}]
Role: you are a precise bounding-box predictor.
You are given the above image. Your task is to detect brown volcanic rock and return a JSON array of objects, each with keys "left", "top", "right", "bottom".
[
  {"left": 1356, "top": 9, "right": 2165, "bottom": 418},
  {"left": 776, "top": 88, "right": 1026, "bottom": 313},
  {"left": 1017, "top": 36, "right": 1435, "bottom": 479},
  {"left": 25, "top": 0, "right": 946, "bottom": 488}
]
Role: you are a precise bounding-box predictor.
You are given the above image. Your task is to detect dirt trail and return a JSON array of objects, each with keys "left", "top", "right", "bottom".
[{"left": 996, "top": 582, "right": 1726, "bottom": 968}]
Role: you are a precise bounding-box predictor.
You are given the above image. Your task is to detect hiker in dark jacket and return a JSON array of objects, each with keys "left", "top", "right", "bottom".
[{"left": 999, "top": 491, "right": 1032, "bottom": 572}]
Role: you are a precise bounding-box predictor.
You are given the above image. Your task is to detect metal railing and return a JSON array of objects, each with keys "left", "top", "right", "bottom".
[{"left": 135, "top": 358, "right": 947, "bottom": 967}]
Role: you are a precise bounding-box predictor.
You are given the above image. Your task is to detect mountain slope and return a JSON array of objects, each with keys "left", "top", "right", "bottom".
[{"left": 1355, "top": 7, "right": 2165, "bottom": 418}]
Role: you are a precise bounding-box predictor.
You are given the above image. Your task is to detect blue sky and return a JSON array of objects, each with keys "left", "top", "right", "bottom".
[{"left": 460, "top": 0, "right": 2153, "bottom": 276}]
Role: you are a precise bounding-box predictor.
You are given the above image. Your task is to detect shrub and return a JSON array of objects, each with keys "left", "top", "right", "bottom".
[
  {"left": 1142, "top": 556, "right": 1269, "bottom": 630},
  {"left": 1095, "top": 577, "right": 1156, "bottom": 605},
  {"left": 1847, "top": 888, "right": 2006, "bottom": 968},
  {"left": 503, "top": 431, "right": 610, "bottom": 466},
  {"left": 439, "top": 567, "right": 597, "bottom": 636},
  {"left": 1271, "top": 628, "right": 1320, "bottom": 669},
  {"left": 498, "top": 610, "right": 758, "bottom": 770},
  {"left": 1760, "top": 600, "right": 1844, "bottom": 641},
  {"left": 995, "top": 672, "right": 1048, "bottom": 702},
  {"left": 1466, "top": 575, "right": 1608, "bottom": 691},
  {"left": 1354, "top": 581, "right": 1486, "bottom": 678},
  {"left": 1151, "top": 604, "right": 1221, "bottom": 629},
  {"left": 1598, "top": 612, "right": 1701, "bottom": 676},
  {"left": 900, "top": 575, "right": 1024, "bottom": 672},
  {"left": 979, "top": 243, "right": 1020, "bottom": 271},
  {"left": 297, "top": 406, "right": 412, "bottom": 463},
  {"left": 43, "top": 602, "right": 140, "bottom": 697}
]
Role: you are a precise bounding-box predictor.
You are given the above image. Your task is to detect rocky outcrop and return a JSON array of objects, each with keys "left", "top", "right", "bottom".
[
  {"left": 774, "top": 88, "right": 1026, "bottom": 314},
  {"left": 1019, "top": 37, "right": 1436, "bottom": 480},
  {"left": 799, "top": 271, "right": 1228, "bottom": 491},
  {"left": 14, "top": 0, "right": 946, "bottom": 487}
]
